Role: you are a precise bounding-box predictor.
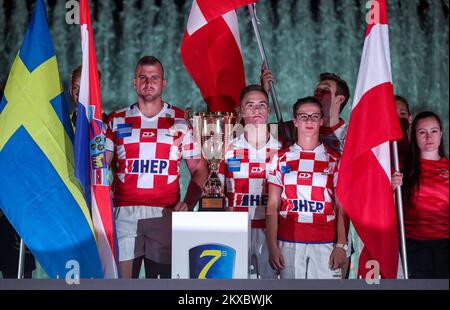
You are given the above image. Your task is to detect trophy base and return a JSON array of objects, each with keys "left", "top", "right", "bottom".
[{"left": 198, "top": 197, "right": 226, "bottom": 211}]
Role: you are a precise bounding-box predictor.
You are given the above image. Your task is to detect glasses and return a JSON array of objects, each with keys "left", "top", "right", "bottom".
[{"left": 296, "top": 113, "right": 322, "bottom": 122}]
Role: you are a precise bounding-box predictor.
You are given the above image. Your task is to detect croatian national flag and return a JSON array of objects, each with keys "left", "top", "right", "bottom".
[
  {"left": 336, "top": 0, "right": 402, "bottom": 279},
  {"left": 74, "top": 0, "right": 119, "bottom": 278},
  {"left": 181, "top": 0, "right": 255, "bottom": 112}
]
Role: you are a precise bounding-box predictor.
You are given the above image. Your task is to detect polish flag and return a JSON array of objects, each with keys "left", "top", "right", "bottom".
[
  {"left": 336, "top": 0, "right": 402, "bottom": 279},
  {"left": 181, "top": 0, "right": 256, "bottom": 112},
  {"left": 75, "top": 0, "right": 119, "bottom": 278}
]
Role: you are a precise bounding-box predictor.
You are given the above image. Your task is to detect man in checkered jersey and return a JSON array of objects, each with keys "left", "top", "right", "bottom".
[
  {"left": 267, "top": 96, "right": 350, "bottom": 279},
  {"left": 106, "top": 56, "right": 207, "bottom": 278},
  {"left": 262, "top": 70, "right": 352, "bottom": 277},
  {"left": 219, "top": 84, "right": 283, "bottom": 279}
]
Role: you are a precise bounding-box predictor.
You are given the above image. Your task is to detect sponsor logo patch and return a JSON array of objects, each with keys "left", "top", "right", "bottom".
[
  {"left": 117, "top": 123, "right": 132, "bottom": 138},
  {"left": 298, "top": 172, "right": 312, "bottom": 179},
  {"left": 126, "top": 159, "right": 169, "bottom": 174},
  {"left": 281, "top": 165, "right": 292, "bottom": 174},
  {"left": 290, "top": 199, "right": 325, "bottom": 213},
  {"left": 189, "top": 244, "right": 235, "bottom": 279}
]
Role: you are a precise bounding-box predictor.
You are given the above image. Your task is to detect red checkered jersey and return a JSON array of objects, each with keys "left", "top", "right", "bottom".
[
  {"left": 219, "top": 134, "right": 282, "bottom": 228},
  {"left": 268, "top": 143, "right": 340, "bottom": 243},
  {"left": 320, "top": 118, "right": 347, "bottom": 154},
  {"left": 105, "top": 103, "right": 199, "bottom": 208}
]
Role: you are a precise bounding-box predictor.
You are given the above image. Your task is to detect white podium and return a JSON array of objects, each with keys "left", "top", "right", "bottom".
[{"left": 172, "top": 211, "right": 248, "bottom": 279}]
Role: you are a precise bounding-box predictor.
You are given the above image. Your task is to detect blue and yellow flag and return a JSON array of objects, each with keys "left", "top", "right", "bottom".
[{"left": 0, "top": 0, "right": 103, "bottom": 279}]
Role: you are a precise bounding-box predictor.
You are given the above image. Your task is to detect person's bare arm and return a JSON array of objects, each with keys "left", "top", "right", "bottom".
[
  {"left": 260, "top": 63, "right": 274, "bottom": 94},
  {"left": 329, "top": 198, "right": 350, "bottom": 270},
  {"left": 266, "top": 184, "right": 285, "bottom": 270},
  {"left": 391, "top": 171, "right": 403, "bottom": 190},
  {"left": 174, "top": 158, "right": 208, "bottom": 211},
  {"left": 106, "top": 150, "right": 114, "bottom": 166}
]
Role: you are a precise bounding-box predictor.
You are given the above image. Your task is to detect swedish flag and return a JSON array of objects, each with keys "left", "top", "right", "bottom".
[{"left": 0, "top": 0, "right": 103, "bottom": 278}]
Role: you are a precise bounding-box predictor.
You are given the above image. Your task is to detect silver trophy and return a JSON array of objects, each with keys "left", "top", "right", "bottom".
[{"left": 190, "top": 111, "right": 240, "bottom": 211}]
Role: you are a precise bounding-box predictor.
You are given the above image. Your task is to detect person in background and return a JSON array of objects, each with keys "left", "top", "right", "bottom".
[
  {"left": 394, "top": 95, "right": 413, "bottom": 168},
  {"left": 69, "top": 65, "right": 105, "bottom": 130},
  {"left": 0, "top": 210, "right": 36, "bottom": 278},
  {"left": 313, "top": 72, "right": 350, "bottom": 153},
  {"left": 261, "top": 69, "right": 350, "bottom": 153},
  {"left": 395, "top": 95, "right": 412, "bottom": 123}
]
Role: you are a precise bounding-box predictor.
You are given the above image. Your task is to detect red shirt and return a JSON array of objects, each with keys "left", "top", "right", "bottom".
[
  {"left": 405, "top": 157, "right": 449, "bottom": 240},
  {"left": 105, "top": 103, "right": 199, "bottom": 208}
]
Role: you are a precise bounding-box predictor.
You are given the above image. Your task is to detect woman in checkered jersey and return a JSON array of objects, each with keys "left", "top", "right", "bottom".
[{"left": 266, "top": 96, "right": 350, "bottom": 279}]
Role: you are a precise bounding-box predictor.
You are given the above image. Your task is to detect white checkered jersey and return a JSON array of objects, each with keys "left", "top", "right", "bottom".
[
  {"left": 105, "top": 103, "right": 199, "bottom": 208},
  {"left": 320, "top": 118, "right": 347, "bottom": 154},
  {"left": 268, "top": 143, "right": 340, "bottom": 243},
  {"left": 219, "top": 134, "right": 282, "bottom": 228}
]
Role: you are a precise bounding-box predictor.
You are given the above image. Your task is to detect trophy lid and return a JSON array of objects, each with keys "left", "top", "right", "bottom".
[{"left": 194, "top": 111, "right": 235, "bottom": 117}]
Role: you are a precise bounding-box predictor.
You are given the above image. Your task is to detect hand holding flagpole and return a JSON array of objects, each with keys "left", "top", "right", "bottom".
[{"left": 247, "top": 4, "right": 292, "bottom": 143}]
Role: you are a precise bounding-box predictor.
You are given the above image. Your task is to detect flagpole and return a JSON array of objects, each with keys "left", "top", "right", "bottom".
[
  {"left": 392, "top": 141, "right": 409, "bottom": 279},
  {"left": 17, "top": 238, "right": 25, "bottom": 279},
  {"left": 247, "top": 4, "right": 292, "bottom": 143}
]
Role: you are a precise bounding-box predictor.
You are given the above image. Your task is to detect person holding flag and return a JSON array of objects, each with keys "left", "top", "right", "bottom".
[
  {"left": 261, "top": 70, "right": 351, "bottom": 154},
  {"left": 392, "top": 111, "right": 448, "bottom": 278}
]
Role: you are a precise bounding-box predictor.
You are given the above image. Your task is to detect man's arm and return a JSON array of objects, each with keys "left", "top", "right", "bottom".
[
  {"left": 329, "top": 197, "right": 350, "bottom": 270},
  {"left": 174, "top": 158, "right": 208, "bottom": 211},
  {"left": 266, "top": 184, "right": 285, "bottom": 271},
  {"left": 106, "top": 150, "right": 114, "bottom": 166}
]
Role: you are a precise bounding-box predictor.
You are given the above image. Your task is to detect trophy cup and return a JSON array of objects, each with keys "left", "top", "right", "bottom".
[{"left": 192, "top": 112, "right": 237, "bottom": 211}]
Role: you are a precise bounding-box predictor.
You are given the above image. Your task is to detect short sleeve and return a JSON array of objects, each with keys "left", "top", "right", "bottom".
[
  {"left": 180, "top": 120, "right": 201, "bottom": 159},
  {"left": 268, "top": 153, "right": 283, "bottom": 188},
  {"left": 333, "top": 158, "right": 340, "bottom": 188},
  {"left": 105, "top": 113, "right": 115, "bottom": 152}
]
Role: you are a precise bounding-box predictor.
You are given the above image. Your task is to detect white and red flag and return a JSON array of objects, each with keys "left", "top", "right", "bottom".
[
  {"left": 74, "top": 0, "right": 119, "bottom": 278},
  {"left": 181, "top": 0, "right": 255, "bottom": 112},
  {"left": 336, "top": 0, "right": 402, "bottom": 279}
]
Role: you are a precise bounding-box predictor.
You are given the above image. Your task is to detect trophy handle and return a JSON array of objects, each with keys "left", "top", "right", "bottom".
[
  {"left": 226, "top": 107, "right": 243, "bottom": 146},
  {"left": 233, "top": 106, "right": 243, "bottom": 130}
]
